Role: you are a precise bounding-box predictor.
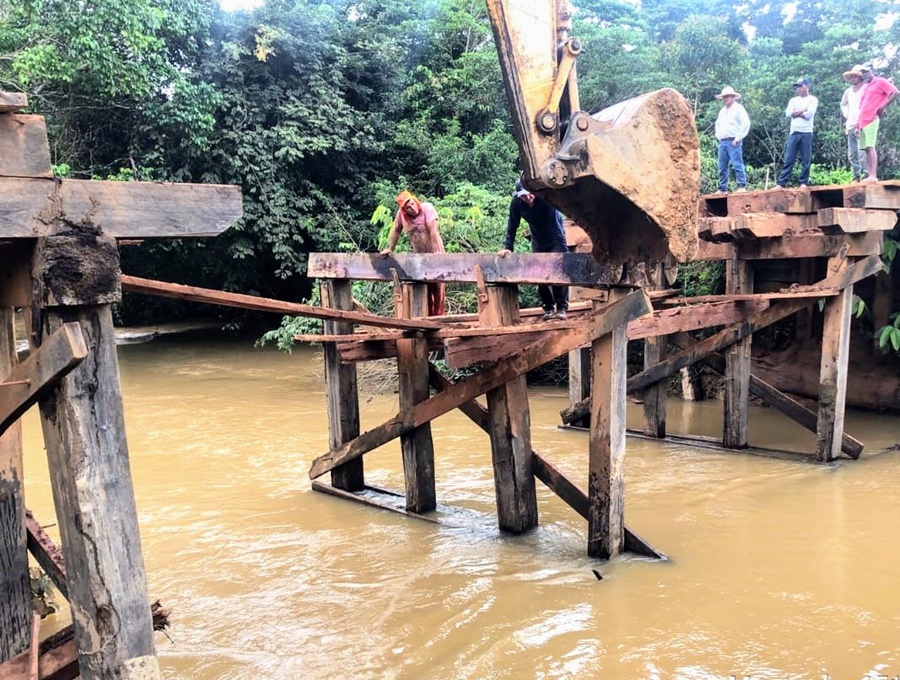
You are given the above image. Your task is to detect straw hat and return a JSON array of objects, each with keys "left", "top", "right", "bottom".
[
  {"left": 842, "top": 65, "right": 864, "bottom": 82},
  {"left": 715, "top": 86, "right": 741, "bottom": 100}
]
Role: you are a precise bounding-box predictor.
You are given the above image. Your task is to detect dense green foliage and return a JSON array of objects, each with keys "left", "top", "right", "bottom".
[{"left": 0, "top": 0, "right": 897, "bottom": 331}]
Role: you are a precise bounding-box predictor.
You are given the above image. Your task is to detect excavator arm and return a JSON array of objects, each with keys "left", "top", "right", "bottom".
[{"left": 486, "top": 0, "right": 701, "bottom": 267}]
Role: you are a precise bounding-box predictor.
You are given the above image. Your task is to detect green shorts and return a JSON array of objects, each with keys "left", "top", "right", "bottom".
[{"left": 859, "top": 119, "right": 880, "bottom": 149}]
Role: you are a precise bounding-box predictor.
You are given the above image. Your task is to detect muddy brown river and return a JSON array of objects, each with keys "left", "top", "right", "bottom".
[{"left": 20, "top": 338, "right": 900, "bottom": 679}]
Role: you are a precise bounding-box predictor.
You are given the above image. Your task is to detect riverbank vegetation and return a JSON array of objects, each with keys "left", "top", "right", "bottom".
[{"left": 1, "top": 0, "right": 898, "bottom": 357}]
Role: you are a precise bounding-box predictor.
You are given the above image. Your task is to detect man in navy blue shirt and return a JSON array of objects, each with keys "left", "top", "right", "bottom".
[{"left": 498, "top": 179, "right": 569, "bottom": 320}]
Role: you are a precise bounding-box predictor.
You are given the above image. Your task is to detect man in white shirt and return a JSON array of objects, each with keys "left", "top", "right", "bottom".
[
  {"left": 713, "top": 85, "right": 750, "bottom": 193},
  {"left": 841, "top": 65, "right": 869, "bottom": 182},
  {"left": 777, "top": 77, "right": 818, "bottom": 187}
]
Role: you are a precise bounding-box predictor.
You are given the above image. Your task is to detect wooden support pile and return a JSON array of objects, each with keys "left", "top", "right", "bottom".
[{"left": 0, "top": 92, "right": 242, "bottom": 675}]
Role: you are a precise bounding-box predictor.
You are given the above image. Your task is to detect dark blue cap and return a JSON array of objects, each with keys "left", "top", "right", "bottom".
[{"left": 793, "top": 77, "right": 810, "bottom": 86}]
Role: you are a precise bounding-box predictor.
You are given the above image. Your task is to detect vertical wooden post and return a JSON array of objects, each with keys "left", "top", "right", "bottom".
[
  {"left": 795, "top": 258, "right": 816, "bottom": 341},
  {"left": 723, "top": 255, "right": 753, "bottom": 448},
  {"left": 567, "top": 346, "right": 591, "bottom": 428},
  {"left": 588, "top": 298, "right": 627, "bottom": 559},
  {"left": 321, "top": 280, "right": 364, "bottom": 491},
  {"left": 32, "top": 235, "right": 159, "bottom": 680},
  {"left": 816, "top": 257, "right": 854, "bottom": 462},
  {"left": 642, "top": 263, "right": 666, "bottom": 437},
  {"left": 397, "top": 283, "right": 436, "bottom": 513},
  {"left": 481, "top": 285, "right": 538, "bottom": 533},
  {"left": 0, "top": 307, "right": 31, "bottom": 662}
]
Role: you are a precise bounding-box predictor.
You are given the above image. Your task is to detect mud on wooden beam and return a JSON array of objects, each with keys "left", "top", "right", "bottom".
[
  {"left": 0, "top": 92, "right": 27, "bottom": 113},
  {"left": 308, "top": 252, "right": 629, "bottom": 287},
  {"left": 695, "top": 231, "right": 883, "bottom": 261}
]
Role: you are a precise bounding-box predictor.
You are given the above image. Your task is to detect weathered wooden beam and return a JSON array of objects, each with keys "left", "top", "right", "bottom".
[
  {"left": 723, "top": 257, "right": 753, "bottom": 449},
  {"left": 308, "top": 289, "right": 652, "bottom": 479},
  {"left": 816, "top": 257, "right": 854, "bottom": 462},
  {"left": 308, "top": 252, "right": 626, "bottom": 287},
  {"left": 669, "top": 334, "right": 863, "bottom": 458},
  {"left": 629, "top": 299, "right": 770, "bottom": 340},
  {"left": 696, "top": 231, "right": 883, "bottom": 261},
  {"left": 642, "top": 264, "right": 666, "bottom": 438},
  {"left": 731, "top": 212, "right": 817, "bottom": 239},
  {"left": 397, "top": 284, "right": 436, "bottom": 513},
  {"left": 427, "top": 364, "right": 662, "bottom": 559},
  {"left": 321, "top": 280, "right": 364, "bottom": 491},
  {"left": 0, "top": 115, "right": 52, "bottom": 179},
  {"left": 568, "top": 346, "right": 591, "bottom": 428},
  {"left": 0, "top": 93, "right": 27, "bottom": 113},
  {"left": 311, "top": 482, "right": 441, "bottom": 524},
  {"left": 122, "top": 275, "right": 443, "bottom": 331},
  {"left": 35, "top": 308, "right": 159, "bottom": 680},
  {"left": 818, "top": 207, "right": 897, "bottom": 233},
  {"left": 0, "top": 323, "right": 88, "bottom": 437},
  {"left": 0, "top": 178, "right": 242, "bottom": 239},
  {"left": 855, "top": 180, "right": 900, "bottom": 209},
  {"left": 0, "top": 309, "right": 30, "bottom": 663},
  {"left": 481, "top": 285, "right": 537, "bottom": 533},
  {"left": 588, "top": 297, "right": 628, "bottom": 559},
  {"left": 24, "top": 510, "right": 68, "bottom": 600}
]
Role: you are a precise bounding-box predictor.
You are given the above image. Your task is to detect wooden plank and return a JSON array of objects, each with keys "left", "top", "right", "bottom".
[
  {"left": 723, "top": 257, "right": 753, "bottom": 448},
  {"left": 311, "top": 482, "right": 441, "bottom": 524},
  {"left": 657, "top": 291, "right": 834, "bottom": 305},
  {"left": 817, "top": 207, "right": 897, "bottom": 233},
  {"left": 35, "top": 308, "right": 159, "bottom": 679},
  {"left": 397, "top": 284, "right": 436, "bottom": 513},
  {"left": 27, "top": 615, "right": 39, "bottom": 680},
  {"left": 322, "top": 281, "right": 364, "bottom": 491},
  {"left": 427, "top": 364, "right": 662, "bottom": 559},
  {"left": 816, "top": 257, "right": 854, "bottom": 462},
  {"left": 857, "top": 180, "right": 900, "bottom": 209},
  {"left": 24, "top": 510, "right": 68, "bottom": 600},
  {"left": 122, "top": 275, "right": 443, "bottom": 331},
  {"left": 0, "top": 178, "right": 242, "bottom": 238},
  {"left": 307, "top": 252, "right": 625, "bottom": 287},
  {"left": 309, "top": 289, "right": 652, "bottom": 479},
  {"left": 568, "top": 347, "right": 591, "bottom": 428},
  {"left": 628, "top": 299, "right": 769, "bottom": 340},
  {"left": 588, "top": 298, "right": 628, "bottom": 560},
  {"left": 698, "top": 217, "right": 734, "bottom": 243},
  {"left": 642, "top": 265, "right": 666, "bottom": 438},
  {"left": 0, "top": 115, "right": 52, "bottom": 178},
  {"left": 0, "top": 309, "right": 30, "bottom": 663},
  {"left": 669, "top": 334, "right": 863, "bottom": 458},
  {"left": 562, "top": 252, "right": 886, "bottom": 425},
  {"left": 731, "top": 212, "right": 817, "bottom": 239},
  {"left": 481, "top": 285, "right": 537, "bottom": 533},
  {"left": 444, "top": 330, "right": 546, "bottom": 369},
  {"left": 0, "top": 93, "right": 27, "bottom": 113},
  {"left": 0, "top": 323, "right": 88, "bottom": 437},
  {"left": 696, "top": 232, "right": 883, "bottom": 261}
]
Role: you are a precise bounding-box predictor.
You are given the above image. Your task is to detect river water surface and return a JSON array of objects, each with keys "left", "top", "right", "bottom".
[{"left": 20, "top": 338, "right": 900, "bottom": 680}]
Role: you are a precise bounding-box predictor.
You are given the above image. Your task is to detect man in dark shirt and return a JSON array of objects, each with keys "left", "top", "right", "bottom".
[{"left": 498, "top": 180, "right": 569, "bottom": 320}]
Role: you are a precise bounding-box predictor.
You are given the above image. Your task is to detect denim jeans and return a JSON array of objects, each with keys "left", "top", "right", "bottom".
[
  {"left": 717, "top": 139, "right": 747, "bottom": 191},
  {"left": 847, "top": 129, "right": 868, "bottom": 179},
  {"left": 778, "top": 132, "right": 813, "bottom": 186}
]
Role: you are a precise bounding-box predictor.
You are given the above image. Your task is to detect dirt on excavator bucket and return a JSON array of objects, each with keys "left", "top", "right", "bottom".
[{"left": 536, "top": 88, "right": 701, "bottom": 268}]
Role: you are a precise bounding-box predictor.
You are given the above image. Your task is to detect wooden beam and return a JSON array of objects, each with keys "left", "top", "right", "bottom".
[
  {"left": 0, "top": 309, "right": 30, "bottom": 663},
  {"left": 308, "top": 289, "right": 652, "bottom": 479},
  {"left": 122, "top": 275, "right": 444, "bottom": 331},
  {"left": 24, "top": 510, "right": 68, "bottom": 600},
  {"left": 321, "top": 281, "right": 364, "bottom": 491},
  {"left": 308, "top": 252, "right": 626, "bottom": 287},
  {"left": 731, "top": 212, "right": 817, "bottom": 239},
  {"left": 817, "top": 207, "right": 897, "bottom": 233},
  {"left": 568, "top": 346, "right": 591, "bottom": 428},
  {"left": 588, "top": 298, "right": 628, "bottom": 559},
  {"left": 0, "top": 115, "right": 52, "bottom": 179},
  {"left": 427, "top": 364, "right": 662, "bottom": 559},
  {"left": 397, "top": 284, "right": 436, "bottom": 513},
  {"left": 35, "top": 308, "right": 159, "bottom": 679},
  {"left": 856, "top": 180, "right": 900, "bottom": 209},
  {"left": 642, "top": 264, "right": 666, "bottom": 438},
  {"left": 0, "top": 93, "right": 28, "bottom": 113},
  {"left": 0, "top": 178, "right": 242, "bottom": 239},
  {"left": 311, "top": 482, "right": 441, "bottom": 524},
  {"left": 723, "top": 257, "right": 753, "bottom": 449},
  {"left": 27, "top": 616, "right": 39, "bottom": 680},
  {"left": 481, "top": 285, "right": 537, "bottom": 533},
  {"left": 669, "top": 334, "right": 863, "bottom": 458},
  {"left": 561, "top": 253, "right": 885, "bottom": 425},
  {"left": 816, "top": 257, "right": 854, "bottom": 462},
  {"left": 695, "top": 231, "right": 883, "bottom": 261},
  {"left": 0, "top": 323, "right": 88, "bottom": 437}
]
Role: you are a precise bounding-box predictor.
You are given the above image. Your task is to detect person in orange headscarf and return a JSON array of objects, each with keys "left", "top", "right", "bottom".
[{"left": 380, "top": 190, "right": 446, "bottom": 316}]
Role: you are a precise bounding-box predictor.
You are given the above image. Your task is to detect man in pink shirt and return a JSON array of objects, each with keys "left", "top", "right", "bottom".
[
  {"left": 380, "top": 190, "right": 446, "bottom": 315},
  {"left": 856, "top": 63, "right": 899, "bottom": 182}
]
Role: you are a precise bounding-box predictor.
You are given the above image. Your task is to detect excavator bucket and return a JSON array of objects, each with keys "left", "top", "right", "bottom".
[
  {"left": 486, "top": 0, "right": 701, "bottom": 268},
  {"left": 536, "top": 89, "right": 701, "bottom": 266}
]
